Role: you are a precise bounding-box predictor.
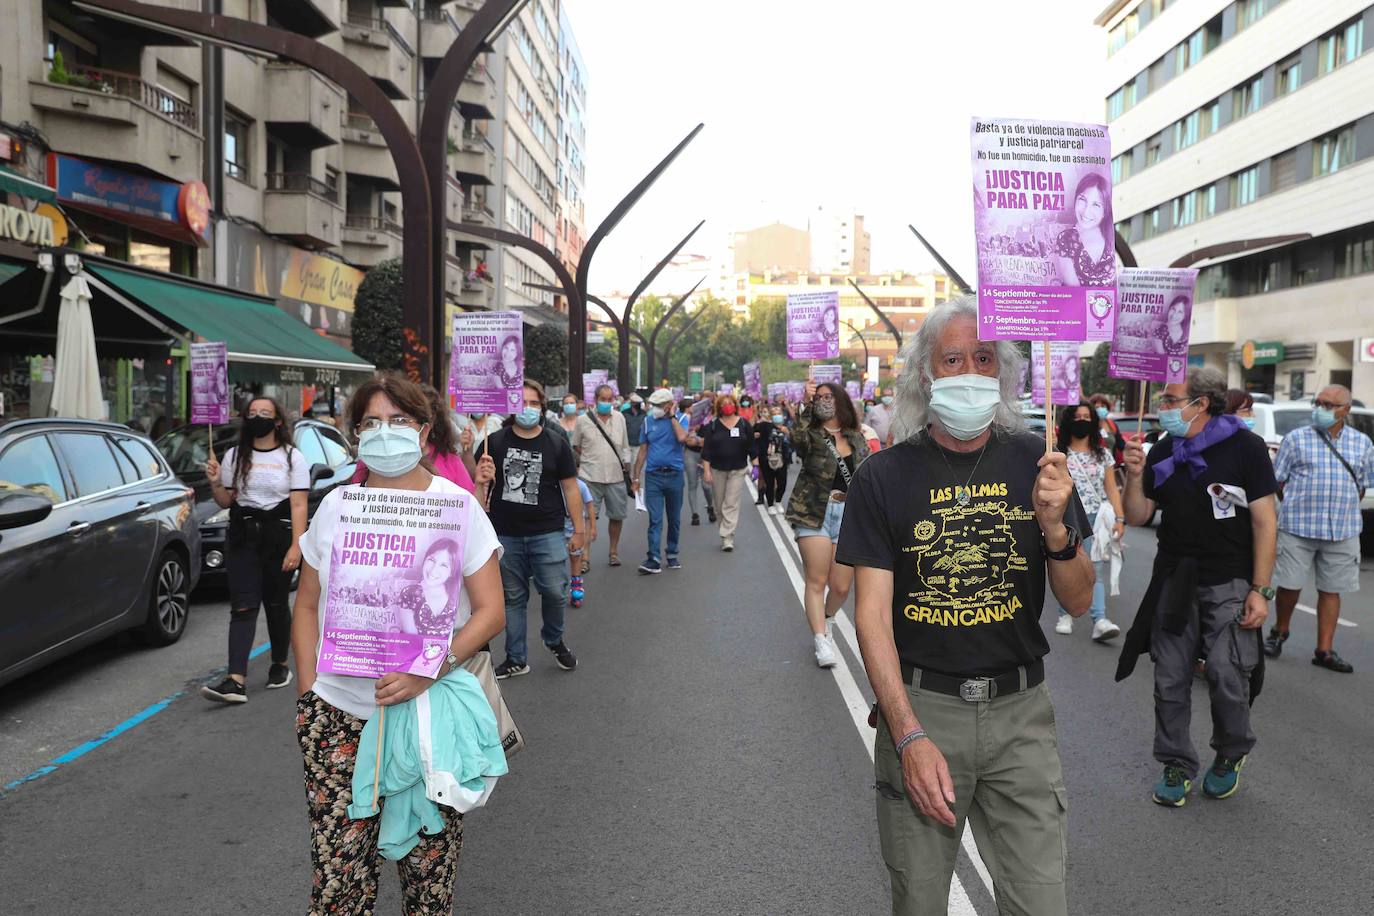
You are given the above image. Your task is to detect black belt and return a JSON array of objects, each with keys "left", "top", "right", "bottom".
[
  {"left": 647, "top": 467, "right": 680, "bottom": 474},
  {"left": 900, "top": 658, "right": 1044, "bottom": 702}
]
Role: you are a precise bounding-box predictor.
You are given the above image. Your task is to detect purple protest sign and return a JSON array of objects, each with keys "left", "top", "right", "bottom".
[
  {"left": 971, "top": 116, "right": 1115, "bottom": 342},
  {"left": 189, "top": 341, "right": 229, "bottom": 425},
  {"left": 450, "top": 311, "right": 524, "bottom": 414},
  {"left": 786, "top": 381, "right": 806, "bottom": 403},
  {"left": 719, "top": 383, "right": 735, "bottom": 396},
  {"left": 845, "top": 381, "right": 861, "bottom": 400},
  {"left": 1031, "top": 341, "right": 1083, "bottom": 408},
  {"left": 786, "top": 291, "right": 840, "bottom": 359},
  {"left": 672, "top": 386, "right": 685, "bottom": 402},
  {"left": 767, "top": 382, "right": 786, "bottom": 402},
  {"left": 318, "top": 487, "right": 473, "bottom": 680},
  {"left": 862, "top": 380, "right": 876, "bottom": 400},
  {"left": 582, "top": 370, "right": 608, "bottom": 404},
  {"left": 743, "top": 362, "right": 762, "bottom": 399},
  {"left": 1108, "top": 268, "right": 1198, "bottom": 384},
  {"left": 810, "top": 364, "right": 843, "bottom": 385},
  {"left": 609, "top": 379, "right": 620, "bottom": 397}
]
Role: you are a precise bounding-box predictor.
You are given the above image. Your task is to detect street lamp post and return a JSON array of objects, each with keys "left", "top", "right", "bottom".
[
  {"left": 843, "top": 320, "right": 869, "bottom": 371},
  {"left": 657, "top": 301, "right": 709, "bottom": 386},
  {"left": 645, "top": 278, "right": 704, "bottom": 388},
  {"left": 846, "top": 278, "right": 903, "bottom": 351},
  {"left": 609, "top": 220, "right": 705, "bottom": 393}
]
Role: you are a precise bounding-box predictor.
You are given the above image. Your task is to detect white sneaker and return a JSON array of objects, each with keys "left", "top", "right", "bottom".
[
  {"left": 722, "top": 535, "right": 734, "bottom": 552},
  {"left": 824, "top": 617, "right": 835, "bottom": 642},
  {"left": 1092, "top": 618, "right": 1121, "bottom": 642},
  {"left": 814, "top": 634, "right": 838, "bottom": 668},
  {"left": 1054, "top": 615, "right": 1073, "bottom": 635}
]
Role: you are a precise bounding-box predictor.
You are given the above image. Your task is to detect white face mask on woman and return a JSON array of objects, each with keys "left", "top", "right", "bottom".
[
  {"left": 928, "top": 374, "right": 1001, "bottom": 440},
  {"left": 358, "top": 425, "right": 423, "bottom": 476}
]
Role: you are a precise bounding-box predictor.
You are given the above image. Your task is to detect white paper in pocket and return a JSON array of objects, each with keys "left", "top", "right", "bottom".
[
  {"left": 1208, "top": 483, "right": 1249, "bottom": 520},
  {"left": 635, "top": 487, "right": 647, "bottom": 513}
]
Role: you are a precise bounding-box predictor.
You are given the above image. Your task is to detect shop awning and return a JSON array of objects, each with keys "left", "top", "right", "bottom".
[
  {"left": 85, "top": 263, "right": 374, "bottom": 380},
  {"left": 0, "top": 260, "right": 32, "bottom": 284},
  {"left": 0, "top": 166, "right": 56, "bottom": 204}
]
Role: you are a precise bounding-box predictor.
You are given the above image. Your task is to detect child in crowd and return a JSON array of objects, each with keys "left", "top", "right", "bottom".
[{"left": 566, "top": 477, "right": 596, "bottom": 607}]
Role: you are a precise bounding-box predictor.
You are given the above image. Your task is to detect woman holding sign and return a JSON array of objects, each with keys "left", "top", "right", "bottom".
[{"left": 290, "top": 373, "right": 505, "bottom": 913}]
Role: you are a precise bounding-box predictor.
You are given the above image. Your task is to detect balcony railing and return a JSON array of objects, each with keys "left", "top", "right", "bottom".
[
  {"left": 265, "top": 172, "right": 339, "bottom": 203},
  {"left": 48, "top": 63, "right": 199, "bottom": 130},
  {"left": 419, "top": 7, "right": 459, "bottom": 30},
  {"left": 345, "top": 11, "right": 385, "bottom": 30},
  {"left": 345, "top": 215, "right": 403, "bottom": 235},
  {"left": 344, "top": 111, "right": 379, "bottom": 132}
]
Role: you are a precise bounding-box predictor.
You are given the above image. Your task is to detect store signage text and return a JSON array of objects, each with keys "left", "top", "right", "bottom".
[
  {"left": 1241, "top": 340, "right": 1284, "bottom": 370},
  {"left": 281, "top": 250, "right": 362, "bottom": 313},
  {"left": 0, "top": 203, "right": 56, "bottom": 245}
]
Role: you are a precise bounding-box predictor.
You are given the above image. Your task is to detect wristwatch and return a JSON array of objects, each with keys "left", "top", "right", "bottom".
[
  {"left": 1250, "top": 584, "right": 1276, "bottom": 601},
  {"left": 444, "top": 651, "right": 460, "bottom": 676},
  {"left": 1042, "top": 525, "right": 1081, "bottom": 561}
]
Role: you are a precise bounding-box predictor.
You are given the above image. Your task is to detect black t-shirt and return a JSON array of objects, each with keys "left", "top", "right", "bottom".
[
  {"left": 481, "top": 426, "right": 578, "bottom": 537},
  {"left": 836, "top": 429, "right": 1090, "bottom": 677},
  {"left": 700, "top": 418, "right": 754, "bottom": 470},
  {"left": 1143, "top": 427, "right": 1278, "bottom": 584},
  {"left": 832, "top": 452, "right": 856, "bottom": 493}
]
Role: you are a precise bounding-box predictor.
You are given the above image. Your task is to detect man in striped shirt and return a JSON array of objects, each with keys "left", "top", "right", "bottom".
[{"left": 1265, "top": 385, "right": 1374, "bottom": 673}]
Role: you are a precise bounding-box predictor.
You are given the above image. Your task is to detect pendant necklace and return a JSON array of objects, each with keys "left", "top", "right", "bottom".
[{"left": 931, "top": 432, "right": 988, "bottom": 507}]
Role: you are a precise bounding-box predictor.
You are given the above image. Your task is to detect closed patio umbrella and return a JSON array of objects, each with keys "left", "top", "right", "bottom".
[{"left": 49, "top": 274, "right": 104, "bottom": 419}]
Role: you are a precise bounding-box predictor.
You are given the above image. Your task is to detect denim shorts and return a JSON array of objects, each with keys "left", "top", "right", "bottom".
[{"left": 793, "top": 498, "right": 845, "bottom": 544}]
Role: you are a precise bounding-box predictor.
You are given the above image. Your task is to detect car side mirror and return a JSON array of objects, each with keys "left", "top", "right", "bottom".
[
  {"left": 310, "top": 463, "right": 334, "bottom": 485},
  {"left": 0, "top": 492, "right": 55, "bottom": 530}
]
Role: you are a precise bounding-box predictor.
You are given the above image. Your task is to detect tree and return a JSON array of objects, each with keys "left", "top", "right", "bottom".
[
  {"left": 525, "top": 324, "right": 567, "bottom": 388},
  {"left": 352, "top": 259, "right": 404, "bottom": 371},
  {"left": 1081, "top": 340, "right": 1127, "bottom": 404},
  {"left": 586, "top": 343, "right": 617, "bottom": 372}
]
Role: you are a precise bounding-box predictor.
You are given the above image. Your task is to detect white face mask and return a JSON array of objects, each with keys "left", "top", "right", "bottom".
[
  {"left": 650, "top": 406, "right": 666, "bottom": 420},
  {"left": 928, "top": 374, "right": 1002, "bottom": 440}
]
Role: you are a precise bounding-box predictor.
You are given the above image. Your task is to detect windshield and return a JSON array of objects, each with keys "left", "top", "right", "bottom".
[
  {"left": 1271, "top": 409, "right": 1311, "bottom": 438},
  {"left": 156, "top": 425, "right": 240, "bottom": 477}
]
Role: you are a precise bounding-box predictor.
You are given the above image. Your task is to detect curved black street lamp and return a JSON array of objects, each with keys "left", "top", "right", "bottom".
[
  {"left": 843, "top": 320, "right": 869, "bottom": 370},
  {"left": 846, "top": 278, "right": 902, "bottom": 350},
  {"left": 645, "top": 277, "right": 704, "bottom": 387}
]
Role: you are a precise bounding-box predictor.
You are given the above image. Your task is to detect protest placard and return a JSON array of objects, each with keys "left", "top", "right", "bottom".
[
  {"left": 1108, "top": 268, "right": 1198, "bottom": 385},
  {"left": 450, "top": 311, "right": 523, "bottom": 414},
  {"left": 786, "top": 291, "right": 840, "bottom": 359},
  {"left": 845, "top": 381, "right": 861, "bottom": 400},
  {"left": 189, "top": 342, "right": 229, "bottom": 425},
  {"left": 786, "top": 381, "right": 806, "bottom": 403},
  {"left": 743, "top": 362, "right": 762, "bottom": 399},
  {"left": 1031, "top": 341, "right": 1083, "bottom": 408},
  {"left": 810, "top": 364, "right": 843, "bottom": 385}
]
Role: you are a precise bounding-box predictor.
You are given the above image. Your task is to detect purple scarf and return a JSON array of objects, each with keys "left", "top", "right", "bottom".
[{"left": 1152, "top": 413, "right": 1247, "bottom": 488}]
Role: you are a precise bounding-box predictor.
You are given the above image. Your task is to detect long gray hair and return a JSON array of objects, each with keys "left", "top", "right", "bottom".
[{"left": 891, "top": 296, "right": 1026, "bottom": 442}]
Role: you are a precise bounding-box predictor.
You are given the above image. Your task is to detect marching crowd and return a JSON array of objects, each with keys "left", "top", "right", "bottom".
[{"left": 195, "top": 296, "right": 1371, "bottom": 915}]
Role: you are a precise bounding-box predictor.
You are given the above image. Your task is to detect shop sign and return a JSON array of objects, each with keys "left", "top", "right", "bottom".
[
  {"left": 1360, "top": 338, "right": 1374, "bottom": 363},
  {"left": 1241, "top": 340, "right": 1284, "bottom": 370},
  {"left": 280, "top": 249, "right": 362, "bottom": 314},
  {"left": 178, "top": 181, "right": 210, "bottom": 236},
  {"left": 48, "top": 153, "right": 208, "bottom": 237},
  {"left": 0, "top": 202, "right": 57, "bottom": 245},
  {"left": 225, "top": 222, "right": 357, "bottom": 338}
]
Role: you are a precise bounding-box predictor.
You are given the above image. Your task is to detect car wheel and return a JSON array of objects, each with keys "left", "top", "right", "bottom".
[{"left": 137, "top": 549, "right": 191, "bottom": 646}]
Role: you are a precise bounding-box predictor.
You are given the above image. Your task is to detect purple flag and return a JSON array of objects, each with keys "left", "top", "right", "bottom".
[
  {"left": 1108, "top": 268, "right": 1198, "bottom": 384},
  {"left": 451, "top": 311, "right": 524, "bottom": 414}
]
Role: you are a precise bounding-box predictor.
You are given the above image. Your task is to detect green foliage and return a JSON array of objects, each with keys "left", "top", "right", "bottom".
[
  {"left": 586, "top": 343, "right": 617, "bottom": 372},
  {"left": 351, "top": 259, "right": 404, "bottom": 370},
  {"left": 48, "top": 51, "right": 71, "bottom": 85},
  {"left": 524, "top": 324, "right": 567, "bottom": 387},
  {"left": 1081, "top": 340, "right": 1127, "bottom": 403}
]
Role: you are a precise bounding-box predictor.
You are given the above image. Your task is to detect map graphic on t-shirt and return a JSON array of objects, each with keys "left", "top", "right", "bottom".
[{"left": 502, "top": 446, "right": 543, "bottom": 505}]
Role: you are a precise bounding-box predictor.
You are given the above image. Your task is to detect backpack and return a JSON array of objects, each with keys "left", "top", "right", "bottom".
[{"left": 766, "top": 431, "right": 784, "bottom": 470}]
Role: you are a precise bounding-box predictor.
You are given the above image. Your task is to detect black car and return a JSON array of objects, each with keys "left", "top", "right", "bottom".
[
  {"left": 155, "top": 418, "right": 357, "bottom": 589},
  {"left": 0, "top": 419, "right": 200, "bottom": 688}
]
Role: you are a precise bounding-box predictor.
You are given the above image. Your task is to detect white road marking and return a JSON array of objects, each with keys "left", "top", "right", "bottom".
[
  {"left": 748, "top": 482, "right": 993, "bottom": 912},
  {"left": 1296, "top": 603, "right": 1358, "bottom": 627}
]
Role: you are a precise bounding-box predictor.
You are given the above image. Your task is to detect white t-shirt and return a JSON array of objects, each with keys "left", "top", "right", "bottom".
[
  {"left": 298, "top": 475, "right": 502, "bottom": 720},
  {"left": 221, "top": 445, "right": 309, "bottom": 510}
]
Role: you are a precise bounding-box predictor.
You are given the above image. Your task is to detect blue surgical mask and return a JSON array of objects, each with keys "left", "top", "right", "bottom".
[
  {"left": 1096, "top": 406, "right": 1109, "bottom": 420},
  {"left": 881, "top": 396, "right": 893, "bottom": 406},
  {"left": 515, "top": 406, "right": 543, "bottom": 429},
  {"left": 1313, "top": 407, "right": 1337, "bottom": 430},
  {"left": 596, "top": 401, "right": 613, "bottom": 415},
  {"left": 1241, "top": 417, "right": 1256, "bottom": 430},
  {"left": 358, "top": 425, "right": 423, "bottom": 477},
  {"left": 772, "top": 414, "right": 784, "bottom": 424},
  {"left": 563, "top": 403, "right": 577, "bottom": 416},
  {"left": 928, "top": 374, "right": 1001, "bottom": 440},
  {"left": 620, "top": 402, "right": 632, "bottom": 412},
  {"left": 1159, "top": 400, "right": 1199, "bottom": 437}
]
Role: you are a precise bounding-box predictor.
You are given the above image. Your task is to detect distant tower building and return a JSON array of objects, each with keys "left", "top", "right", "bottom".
[{"left": 811, "top": 208, "right": 871, "bottom": 275}]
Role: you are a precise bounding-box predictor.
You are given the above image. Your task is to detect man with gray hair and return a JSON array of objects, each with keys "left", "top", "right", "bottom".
[
  {"left": 1264, "top": 384, "right": 1373, "bottom": 672},
  {"left": 837, "top": 296, "right": 1094, "bottom": 916},
  {"left": 1118, "top": 367, "right": 1278, "bottom": 807}
]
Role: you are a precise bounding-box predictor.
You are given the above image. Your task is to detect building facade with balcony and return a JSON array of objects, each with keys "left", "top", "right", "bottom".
[
  {"left": 1097, "top": 0, "right": 1374, "bottom": 402},
  {"left": 553, "top": 3, "right": 587, "bottom": 311}
]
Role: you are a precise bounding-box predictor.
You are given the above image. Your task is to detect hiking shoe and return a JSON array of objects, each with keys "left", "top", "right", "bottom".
[
  {"left": 200, "top": 677, "right": 246, "bottom": 704},
  {"left": 265, "top": 664, "right": 293, "bottom": 690},
  {"left": 814, "top": 634, "right": 838, "bottom": 668},
  {"left": 691, "top": 513, "right": 700, "bottom": 526},
  {"left": 547, "top": 641, "right": 577, "bottom": 671},
  {"left": 666, "top": 556, "right": 682, "bottom": 570},
  {"left": 1054, "top": 615, "right": 1073, "bottom": 635},
  {"left": 1202, "top": 755, "right": 1247, "bottom": 799},
  {"left": 638, "top": 558, "right": 662, "bottom": 575},
  {"left": 494, "top": 659, "right": 530, "bottom": 680},
  {"left": 1092, "top": 618, "right": 1121, "bottom": 642},
  {"left": 1263, "top": 627, "right": 1288, "bottom": 658},
  {"left": 1151, "top": 766, "right": 1192, "bottom": 807},
  {"left": 1313, "top": 650, "right": 1354, "bottom": 673}
]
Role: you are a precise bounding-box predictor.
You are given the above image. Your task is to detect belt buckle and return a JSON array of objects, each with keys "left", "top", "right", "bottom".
[{"left": 959, "top": 678, "right": 994, "bottom": 702}]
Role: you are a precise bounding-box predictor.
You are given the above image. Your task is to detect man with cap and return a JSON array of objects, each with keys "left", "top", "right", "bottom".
[{"left": 632, "top": 389, "right": 689, "bottom": 574}]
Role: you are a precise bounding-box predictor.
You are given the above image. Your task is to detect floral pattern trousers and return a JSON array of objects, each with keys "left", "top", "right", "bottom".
[{"left": 296, "top": 692, "right": 465, "bottom": 915}]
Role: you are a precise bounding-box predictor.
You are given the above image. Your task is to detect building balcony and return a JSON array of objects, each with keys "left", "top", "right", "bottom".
[
  {"left": 264, "top": 64, "right": 343, "bottom": 149},
  {"left": 29, "top": 65, "right": 202, "bottom": 184},
  {"left": 341, "top": 113, "right": 401, "bottom": 190},
  {"left": 264, "top": 173, "right": 343, "bottom": 249},
  {"left": 456, "top": 64, "right": 497, "bottom": 120},
  {"left": 342, "top": 215, "right": 403, "bottom": 266},
  {"left": 419, "top": 7, "right": 460, "bottom": 60},
  {"left": 340, "top": 14, "right": 414, "bottom": 100},
  {"left": 264, "top": 0, "right": 338, "bottom": 38},
  {"left": 457, "top": 274, "right": 493, "bottom": 310},
  {"left": 459, "top": 203, "right": 495, "bottom": 228},
  {"left": 445, "top": 175, "right": 465, "bottom": 225},
  {"left": 451, "top": 132, "right": 495, "bottom": 184}
]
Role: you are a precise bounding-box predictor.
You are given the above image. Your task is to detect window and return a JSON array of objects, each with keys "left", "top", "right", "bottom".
[
  {"left": 1271, "top": 149, "right": 1298, "bottom": 191},
  {"left": 155, "top": 65, "right": 194, "bottom": 119},
  {"left": 112, "top": 436, "right": 164, "bottom": 480},
  {"left": 1230, "top": 166, "right": 1259, "bottom": 206},
  {"left": 1202, "top": 99, "right": 1220, "bottom": 139},
  {"left": 1106, "top": 83, "right": 1135, "bottom": 120},
  {"left": 317, "top": 427, "right": 351, "bottom": 466},
  {"left": 1142, "top": 206, "right": 1163, "bottom": 240},
  {"left": 1173, "top": 111, "right": 1200, "bottom": 151},
  {"left": 0, "top": 435, "right": 68, "bottom": 503},
  {"left": 1312, "top": 126, "right": 1356, "bottom": 177},
  {"left": 294, "top": 430, "right": 327, "bottom": 469},
  {"left": 1337, "top": 232, "right": 1374, "bottom": 278},
  {"left": 55, "top": 433, "right": 125, "bottom": 497},
  {"left": 1175, "top": 19, "right": 1220, "bottom": 75},
  {"left": 1145, "top": 134, "right": 1162, "bottom": 167},
  {"left": 1171, "top": 187, "right": 1213, "bottom": 228},
  {"left": 1237, "top": 0, "right": 1270, "bottom": 30},
  {"left": 1110, "top": 153, "right": 1134, "bottom": 184},
  {"left": 1319, "top": 19, "right": 1364, "bottom": 75},
  {"left": 1231, "top": 74, "right": 1262, "bottom": 120},
  {"left": 1276, "top": 57, "right": 1301, "bottom": 97},
  {"left": 224, "top": 111, "right": 250, "bottom": 182}
]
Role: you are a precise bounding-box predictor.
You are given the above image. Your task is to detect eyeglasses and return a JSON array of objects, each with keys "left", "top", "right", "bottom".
[
  {"left": 1314, "top": 399, "right": 1348, "bottom": 411},
  {"left": 356, "top": 416, "right": 419, "bottom": 434},
  {"left": 814, "top": 393, "right": 835, "bottom": 402},
  {"left": 245, "top": 410, "right": 277, "bottom": 420},
  {"left": 1156, "top": 395, "right": 1194, "bottom": 409}
]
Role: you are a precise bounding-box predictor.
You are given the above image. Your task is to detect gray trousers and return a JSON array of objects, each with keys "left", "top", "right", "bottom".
[
  {"left": 681, "top": 449, "right": 713, "bottom": 514},
  {"left": 1151, "top": 577, "right": 1259, "bottom": 778}
]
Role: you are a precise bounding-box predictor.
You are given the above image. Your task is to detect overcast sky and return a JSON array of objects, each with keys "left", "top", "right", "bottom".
[{"left": 564, "top": 0, "right": 1107, "bottom": 295}]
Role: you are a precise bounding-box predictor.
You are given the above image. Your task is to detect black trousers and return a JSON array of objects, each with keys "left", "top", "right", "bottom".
[
  {"left": 226, "top": 520, "right": 293, "bottom": 675},
  {"left": 760, "top": 464, "right": 788, "bottom": 506}
]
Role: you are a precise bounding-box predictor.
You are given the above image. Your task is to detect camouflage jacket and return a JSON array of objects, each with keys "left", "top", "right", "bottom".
[{"left": 784, "top": 406, "right": 871, "bottom": 530}]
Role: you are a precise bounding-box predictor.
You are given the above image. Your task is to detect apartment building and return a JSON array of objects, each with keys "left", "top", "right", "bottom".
[
  {"left": 811, "top": 208, "right": 871, "bottom": 275},
  {"left": 553, "top": 3, "right": 587, "bottom": 306},
  {"left": 1098, "top": 0, "right": 1374, "bottom": 401}
]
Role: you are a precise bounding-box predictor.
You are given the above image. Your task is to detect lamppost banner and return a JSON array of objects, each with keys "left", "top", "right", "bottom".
[
  {"left": 970, "top": 116, "right": 1114, "bottom": 342},
  {"left": 450, "top": 311, "right": 524, "bottom": 414},
  {"left": 786, "top": 291, "right": 840, "bottom": 359},
  {"left": 189, "top": 342, "right": 229, "bottom": 425},
  {"left": 1108, "top": 268, "right": 1198, "bottom": 383}
]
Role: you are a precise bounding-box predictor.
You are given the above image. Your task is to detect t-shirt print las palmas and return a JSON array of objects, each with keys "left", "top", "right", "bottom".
[{"left": 837, "top": 430, "right": 1089, "bottom": 677}]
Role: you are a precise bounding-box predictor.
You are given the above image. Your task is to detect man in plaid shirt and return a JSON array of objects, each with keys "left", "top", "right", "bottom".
[{"left": 1265, "top": 385, "right": 1374, "bottom": 673}]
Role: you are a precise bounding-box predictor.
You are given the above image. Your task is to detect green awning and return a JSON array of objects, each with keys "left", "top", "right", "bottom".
[
  {"left": 0, "top": 261, "right": 31, "bottom": 284},
  {"left": 86, "top": 263, "right": 374, "bottom": 382},
  {"left": 0, "top": 166, "right": 56, "bottom": 203}
]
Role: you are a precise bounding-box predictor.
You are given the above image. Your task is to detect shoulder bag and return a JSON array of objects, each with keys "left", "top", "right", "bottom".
[
  {"left": 461, "top": 650, "right": 525, "bottom": 756},
  {"left": 1315, "top": 429, "right": 1366, "bottom": 498},
  {"left": 589, "top": 414, "right": 633, "bottom": 492}
]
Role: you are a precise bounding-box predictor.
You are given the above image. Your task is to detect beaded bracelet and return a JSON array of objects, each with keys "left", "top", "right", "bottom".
[{"left": 894, "top": 728, "right": 928, "bottom": 759}]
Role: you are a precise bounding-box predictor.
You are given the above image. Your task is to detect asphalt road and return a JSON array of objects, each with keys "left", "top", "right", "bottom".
[{"left": 2, "top": 474, "right": 1373, "bottom": 914}]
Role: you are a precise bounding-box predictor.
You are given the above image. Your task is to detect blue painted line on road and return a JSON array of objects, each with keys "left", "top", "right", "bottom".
[{"left": 1, "top": 641, "right": 271, "bottom": 798}]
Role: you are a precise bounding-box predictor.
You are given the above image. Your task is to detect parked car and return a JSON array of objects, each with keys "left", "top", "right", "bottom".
[
  {"left": 155, "top": 418, "right": 357, "bottom": 589},
  {"left": 0, "top": 419, "right": 200, "bottom": 688}
]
